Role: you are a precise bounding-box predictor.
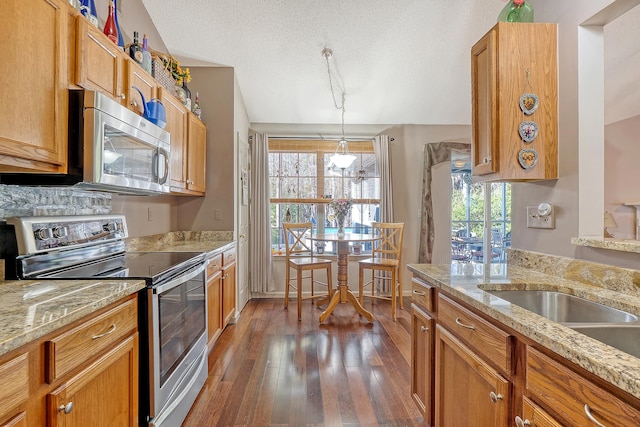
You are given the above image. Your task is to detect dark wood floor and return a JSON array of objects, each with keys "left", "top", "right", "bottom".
[{"left": 183, "top": 297, "right": 424, "bottom": 426}]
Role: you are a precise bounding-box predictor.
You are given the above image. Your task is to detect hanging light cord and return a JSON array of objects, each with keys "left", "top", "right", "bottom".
[{"left": 323, "top": 48, "right": 346, "bottom": 138}]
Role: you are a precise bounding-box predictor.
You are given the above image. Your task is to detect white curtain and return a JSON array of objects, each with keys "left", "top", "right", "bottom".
[
  {"left": 373, "top": 134, "right": 394, "bottom": 222},
  {"left": 249, "top": 132, "right": 275, "bottom": 293}
]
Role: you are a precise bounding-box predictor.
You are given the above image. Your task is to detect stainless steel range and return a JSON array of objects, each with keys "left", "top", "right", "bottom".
[{"left": 0, "top": 215, "right": 208, "bottom": 427}]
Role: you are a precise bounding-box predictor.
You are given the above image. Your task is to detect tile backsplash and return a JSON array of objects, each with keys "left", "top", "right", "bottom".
[{"left": 0, "top": 185, "right": 111, "bottom": 220}]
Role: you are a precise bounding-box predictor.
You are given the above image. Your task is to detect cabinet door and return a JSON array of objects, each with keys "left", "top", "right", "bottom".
[
  {"left": 516, "top": 396, "right": 563, "bottom": 427},
  {"left": 471, "top": 26, "right": 498, "bottom": 177},
  {"left": 0, "top": 412, "right": 26, "bottom": 427},
  {"left": 222, "top": 262, "right": 236, "bottom": 327},
  {"left": 125, "top": 59, "right": 157, "bottom": 116},
  {"left": 75, "top": 18, "right": 124, "bottom": 101},
  {"left": 411, "top": 305, "right": 433, "bottom": 425},
  {"left": 161, "top": 88, "right": 189, "bottom": 190},
  {"left": 187, "top": 113, "right": 207, "bottom": 194},
  {"left": 435, "top": 325, "right": 510, "bottom": 427},
  {"left": 207, "top": 270, "right": 223, "bottom": 353},
  {"left": 0, "top": 0, "right": 69, "bottom": 172},
  {"left": 47, "top": 334, "right": 138, "bottom": 427}
]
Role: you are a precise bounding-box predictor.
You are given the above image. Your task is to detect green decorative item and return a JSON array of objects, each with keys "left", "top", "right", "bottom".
[{"left": 497, "top": 0, "right": 534, "bottom": 23}]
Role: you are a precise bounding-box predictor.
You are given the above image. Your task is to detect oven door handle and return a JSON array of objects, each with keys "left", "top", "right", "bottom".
[{"left": 153, "top": 262, "right": 206, "bottom": 294}]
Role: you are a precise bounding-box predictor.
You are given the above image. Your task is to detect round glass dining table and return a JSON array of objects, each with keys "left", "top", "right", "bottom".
[{"left": 310, "top": 232, "right": 381, "bottom": 322}]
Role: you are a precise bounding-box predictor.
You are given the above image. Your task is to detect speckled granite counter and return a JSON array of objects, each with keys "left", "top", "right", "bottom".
[
  {"left": 0, "top": 279, "right": 145, "bottom": 357},
  {"left": 125, "top": 230, "right": 235, "bottom": 255},
  {"left": 408, "top": 249, "right": 640, "bottom": 400}
]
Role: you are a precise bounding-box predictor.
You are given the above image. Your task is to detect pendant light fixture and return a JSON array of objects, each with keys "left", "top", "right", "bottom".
[{"left": 323, "top": 47, "right": 356, "bottom": 169}]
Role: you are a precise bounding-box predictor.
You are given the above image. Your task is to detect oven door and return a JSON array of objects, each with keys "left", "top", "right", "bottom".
[{"left": 148, "top": 262, "right": 207, "bottom": 426}]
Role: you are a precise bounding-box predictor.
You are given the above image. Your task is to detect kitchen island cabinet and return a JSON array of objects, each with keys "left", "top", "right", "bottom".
[
  {"left": 0, "top": 0, "right": 71, "bottom": 173},
  {"left": 409, "top": 261, "right": 640, "bottom": 426},
  {"left": 410, "top": 279, "right": 434, "bottom": 424},
  {"left": 0, "top": 280, "right": 144, "bottom": 427},
  {"left": 222, "top": 245, "right": 237, "bottom": 328}
]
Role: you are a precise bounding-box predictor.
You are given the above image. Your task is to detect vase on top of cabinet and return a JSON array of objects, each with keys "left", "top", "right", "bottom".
[{"left": 471, "top": 22, "right": 558, "bottom": 182}]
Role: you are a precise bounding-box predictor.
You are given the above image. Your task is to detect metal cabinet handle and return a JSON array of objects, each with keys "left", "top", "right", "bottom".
[
  {"left": 119, "top": 93, "right": 126, "bottom": 99},
  {"left": 239, "top": 234, "right": 246, "bottom": 238},
  {"left": 584, "top": 404, "right": 606, "bottom": 427},
  {"left": 92, "top": 324, "right": 116, "bottom": 340},
  {"left": 131, "top": 100, "right": 138, "bottom": 107},
  {"left": 515, "top": 416, "right": 531, "bottom": 427},
  {"left": 489, "top": 391, "right": 502, "bottom": 403},
  {"left": 412, "top": 290, "right": 426, "bottom": 296},
  {"left": 420, "top": 326, "right": 429, "bottom": 332},
  {"left": 59, "top": 402, "right": 74, "bottom": 414},
  {"left": 455, "top": 317, "right": 476, "bottom": 330}
]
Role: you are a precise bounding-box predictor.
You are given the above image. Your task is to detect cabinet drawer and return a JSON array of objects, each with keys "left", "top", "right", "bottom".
[
  {"left": 45, "top": 296, "right": 137, "bottom": 383},
  {"left": 411, "top": 278, "right": 434, "bottom": 312},
  {"left": 526, "top": 347, "right": 640, "bottom": 427},
  {"left": 0, "top": 353, "right": 29, "bottom": 421},
  {"left": 207, "top": 253, "right": 222, "bottom": 277},
  {"left": 438, "top": 294, "right": 513, "bottom": 373},
  {"left": 223, "top": 247, "right": 236, "bottom": 266}
]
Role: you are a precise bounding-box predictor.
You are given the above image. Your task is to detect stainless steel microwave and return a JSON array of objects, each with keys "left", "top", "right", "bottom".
[{"left": 0, "top": 90, "right": 171, "bottom": 195}]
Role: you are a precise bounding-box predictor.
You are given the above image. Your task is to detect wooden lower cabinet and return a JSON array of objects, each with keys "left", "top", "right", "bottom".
[
  {"left": 411, "top": 304, "right": 433, "bottom": 425},
  {"left": 0, "top": 295, "right": 138, "bottom": 427},
  {"left": 434, "top": 325, "right": 511, "bottom": 427},
  {"left": 207, "top": 253, "right": 223, "bottom": 354},
  {"left": 222, "top": 260, "right": 237, "bottom": 327},
  {"left": 47, "top": 334, "right": 138, "bottom": 426},
  {"left": 517, "top": 396, "right": 563, "bottom": 427},
  {"left": 526, "top": 346, "right": 640, "bottom": 426}
]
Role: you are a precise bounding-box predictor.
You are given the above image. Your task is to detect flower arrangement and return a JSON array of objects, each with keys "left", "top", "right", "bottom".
[
  {"left": 162, "top": 56, "right": 191, "bottom": 84},
  {"left": 329, "top": 198, "right": 352, "bottom": 219}
]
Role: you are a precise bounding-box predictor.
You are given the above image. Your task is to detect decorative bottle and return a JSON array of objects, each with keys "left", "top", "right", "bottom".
[
  {"left": 129, "top": 31, "right": 143, "bottom": 65},
  {"left": 103, "top": 0, "right": 118, "bottom": 44},
  {"left": 79, "top": 0, "right": 99, "bottom": 28},
  {"left": 497, "top": 0, "right": 534, "bottom": 23},
  {"left": 112, "top": 0, "right": 125, "bottom": 50},
  {"left": 141, "top": 34, "right": 152, "bottom": 76},
  {"left": 182, "top": 77, "right": 192, "bottom": 110},
  {"left": 193, "top": 92, "right": 201, "bottom": 119}
]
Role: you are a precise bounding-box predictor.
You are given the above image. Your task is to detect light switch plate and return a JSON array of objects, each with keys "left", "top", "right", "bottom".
[{"left": 527, "top": 205, "right": 555, "bottom": 229}]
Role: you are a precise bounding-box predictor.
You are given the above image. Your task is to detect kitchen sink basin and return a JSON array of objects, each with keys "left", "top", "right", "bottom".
[
  {"left": 485, "top": 290, "right": 638, "bottom": 324},
  {"left": 569, "top": 325, "right": 640, "bottom": 358}
]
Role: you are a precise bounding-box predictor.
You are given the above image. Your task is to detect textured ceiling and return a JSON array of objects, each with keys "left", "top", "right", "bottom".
[{"left": 141, "top": 1, "right": 639, "bottom": 128}]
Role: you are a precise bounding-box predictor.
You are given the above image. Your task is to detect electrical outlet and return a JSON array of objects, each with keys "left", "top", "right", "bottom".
[
  {"left": 527, "top": 205, "right": 555, "bottom": 229},
  {"left": 215, "top": 209, "right": 222, "bottom": 220},
  {"left": 147, "top": 207, "right": 153, "bottom": 221}
]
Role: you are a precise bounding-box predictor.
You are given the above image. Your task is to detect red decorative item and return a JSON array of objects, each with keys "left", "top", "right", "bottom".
[{"left": 103, "top": 0, "right": 118, "bottom": 44}]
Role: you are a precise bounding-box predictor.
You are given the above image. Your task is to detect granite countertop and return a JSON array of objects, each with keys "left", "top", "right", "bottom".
[
  {"left": 0, "top": 230, "right": 236, "bottom": 359},
  {"left": 0, "top": 279, "right": 146, "bottom": 357},
  {"left": 407, "top": 260, "right": 640, "bottom": 401}
]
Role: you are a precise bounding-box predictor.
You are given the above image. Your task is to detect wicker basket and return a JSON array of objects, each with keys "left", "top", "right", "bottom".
[{"left": 152, "top": 56, "right": 177, "bottom": 92}]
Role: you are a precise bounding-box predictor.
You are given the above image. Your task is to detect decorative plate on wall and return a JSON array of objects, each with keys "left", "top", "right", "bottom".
[
  {"left": 518, "top": 148, "right": 538, "bottom": 170},
  {"left": 519, "top": 93, "right": 539, "bottom": 115},
  {"left": 519, "top": 121, "right": 539, "bottom": 143}
]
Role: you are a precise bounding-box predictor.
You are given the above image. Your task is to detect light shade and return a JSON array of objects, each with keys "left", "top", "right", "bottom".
[{"left": 331, "top": 140, "right": 356, "bottom": 169}]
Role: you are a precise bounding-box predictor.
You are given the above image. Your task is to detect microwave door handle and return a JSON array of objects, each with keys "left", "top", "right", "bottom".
[{"left": 157, "top": 148, "right": 169, "bottom": 185}]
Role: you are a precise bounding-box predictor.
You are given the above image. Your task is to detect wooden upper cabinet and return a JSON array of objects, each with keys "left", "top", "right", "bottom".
[
  {"left": 75, "top": 17, "right": 124, "bottom": 102},
  {"left": 471, "top": 22, "right": 558, "bottom": 182},
  {"left": 125, "top": 59, "right": 158, "bottom": 116},
  {"left": 161, "top": 88, "right": 189, "bottom": 190},
  {"left": 186, "top": 113, "right": 207, "bottom": 194},
  {"left": 0, "top": 0, "right": 70, "bottom": 172}
]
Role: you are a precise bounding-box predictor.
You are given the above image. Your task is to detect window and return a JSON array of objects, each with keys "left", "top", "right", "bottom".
[
  {"left": 451, "top": 171, "right": 511, "bottom": 263},
  {"left": 269, "top": 140, "right": 380, "bottom": 254}
]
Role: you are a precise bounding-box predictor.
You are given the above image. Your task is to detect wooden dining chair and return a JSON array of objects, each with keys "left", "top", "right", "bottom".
[
  {"left": 283, "top": 222, "right": 333, "bottom": 320},
  {"left": 358, "top": 222, "right": 405, "bottom": 321}
]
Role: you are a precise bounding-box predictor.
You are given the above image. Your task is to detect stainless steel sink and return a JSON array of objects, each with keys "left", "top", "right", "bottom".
[
  {"left": 569, "top": 325, "right": 640, "bottom": 358},
  {"left": 485, "top": 290, "right": 638, "bottom": 324}
]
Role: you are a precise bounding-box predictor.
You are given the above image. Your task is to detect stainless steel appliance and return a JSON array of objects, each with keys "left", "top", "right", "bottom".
[
  {"left": 0, "top": 215, "right": 207, "bottom": 427},
  {"left": 0, "top": 90, "right": 171, "bottom": 195}
]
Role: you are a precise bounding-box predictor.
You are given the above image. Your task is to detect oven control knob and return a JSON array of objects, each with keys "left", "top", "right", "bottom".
[
  {"left": 34, "top": 228, "right": 53, "bottom": 241},
  {"left": 52, "top": 226, "right": 69, "bottom": 238}
]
